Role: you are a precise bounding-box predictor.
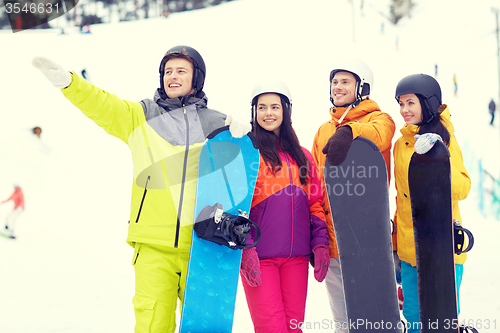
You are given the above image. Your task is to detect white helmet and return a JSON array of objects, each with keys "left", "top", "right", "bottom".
[
  {"left": 329, "top": 59, "right": 374, "bottom": 106},
  {"left": 250, "top": 81, "right": 292, "bottom": 122},
  {"left": 251, "top": 81, "right": 292, "bottom": 107}
]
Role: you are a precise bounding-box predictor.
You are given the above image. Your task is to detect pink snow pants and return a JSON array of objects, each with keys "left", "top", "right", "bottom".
[{"left": 241, "top": 256, "right": 309, "bottom": 333}]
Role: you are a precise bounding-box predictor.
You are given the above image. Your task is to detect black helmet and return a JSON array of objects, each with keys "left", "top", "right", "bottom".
[
  {"left": 158, "top": 45, "right": 206, "bottom": 99},
  {"left": 395, "top": 74, "right": 442, "bottom": 120}
]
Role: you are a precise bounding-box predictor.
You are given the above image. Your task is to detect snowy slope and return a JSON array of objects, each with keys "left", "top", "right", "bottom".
[{"left": 1, "top": 0, "right": 500, "bottom": 332}]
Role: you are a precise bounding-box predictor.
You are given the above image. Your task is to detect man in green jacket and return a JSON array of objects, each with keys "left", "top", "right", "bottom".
[{"left": 33, "top": 46, "right": 250, "bottom": 333}]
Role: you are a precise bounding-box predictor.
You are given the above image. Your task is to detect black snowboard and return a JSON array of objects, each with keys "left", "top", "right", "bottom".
[
  {"left": 408, "top": 140, "right": 458, "bottom": 333},
  {"left": 325, "top": 137, "right": 401, "bottom": 332}
]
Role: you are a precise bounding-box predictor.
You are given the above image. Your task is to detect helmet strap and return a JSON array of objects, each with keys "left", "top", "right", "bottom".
[
  {"left": 423, "top": 113, "right": 437, "bottom": 124},
  {"left": 421, "top": 97, "right": 438, "bottom": 124},
  {"left": 337, "top": 104, "right": 353, "bottom": 125}
]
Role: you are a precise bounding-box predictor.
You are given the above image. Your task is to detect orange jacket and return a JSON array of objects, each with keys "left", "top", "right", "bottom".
[{"left": 311, "top": 99, "right": 396, "bottom": 258}]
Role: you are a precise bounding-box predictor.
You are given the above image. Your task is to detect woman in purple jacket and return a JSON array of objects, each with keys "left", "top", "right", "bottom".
[{"left": 240, "top": 81, "right": 330, "bottom": 333}]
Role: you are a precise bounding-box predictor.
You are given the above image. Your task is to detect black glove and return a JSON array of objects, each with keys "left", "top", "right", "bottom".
[{"left": 322, "top": 126, "right": 353, "bottom": 166}]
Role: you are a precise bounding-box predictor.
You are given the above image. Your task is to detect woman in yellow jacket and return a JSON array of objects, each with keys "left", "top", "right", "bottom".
[{"left": 393, "top": 74, "right": 471, "bottom": 333}]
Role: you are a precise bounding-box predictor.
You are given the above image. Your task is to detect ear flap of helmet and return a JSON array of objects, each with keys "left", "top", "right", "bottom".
[{"left": 360, "top": 82, "right": 371, "bottom": 99}]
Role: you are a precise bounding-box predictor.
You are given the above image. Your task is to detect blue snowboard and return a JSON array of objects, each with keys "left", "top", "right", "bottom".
[{"left": 179, "top": 127, "right": 259, "bottom": 333}]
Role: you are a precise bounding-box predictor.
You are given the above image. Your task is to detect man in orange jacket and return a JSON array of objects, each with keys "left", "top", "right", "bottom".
[
  {"left": 311, "top": 59, "right": 395, "bottom": 332},
  {"left": 2, "top": 184, "right": 25, "bottom": 237}
]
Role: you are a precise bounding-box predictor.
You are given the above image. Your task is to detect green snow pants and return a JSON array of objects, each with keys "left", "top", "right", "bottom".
[{"left": 132, "top": 243, "right": 189, "bottom": 333}]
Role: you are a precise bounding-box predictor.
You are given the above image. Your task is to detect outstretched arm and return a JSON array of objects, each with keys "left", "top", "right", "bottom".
[
  {"left": 33, "top": 56, "right": 143, "bottom": 144},
  {"left": 32, "top": 57, "right": 72, "bottom": 89}
]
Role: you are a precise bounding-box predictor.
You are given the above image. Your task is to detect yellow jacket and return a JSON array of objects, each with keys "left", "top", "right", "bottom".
[
  {"left": 62, "top": 73, "right": 226, "bottom": 250},
  {"left": 312, "top": 99, "right": 396, "bottom": 258},
  {"left": 393, "top": 105, "right": 471, "bottom": 266}
]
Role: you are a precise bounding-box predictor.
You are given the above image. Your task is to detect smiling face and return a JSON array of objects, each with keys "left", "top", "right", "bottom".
[
  {"left": 163, "top": 58, "right": 195, "bottom": 99},
  {"left": 398, "top": 93, "right": 423, "bottom": 125},
  {"left": 331, "top": 71, "right": 357, "bottom": 107},
  {"left": 256, "top": 93, "right": 283, "bottom": 136}
]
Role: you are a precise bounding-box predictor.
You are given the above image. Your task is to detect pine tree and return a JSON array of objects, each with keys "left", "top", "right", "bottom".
[{"left": 389, "top": 0, "right": 415, "bottom": 25}]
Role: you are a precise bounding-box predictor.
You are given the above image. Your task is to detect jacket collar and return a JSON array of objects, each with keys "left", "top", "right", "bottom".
[
  {"left": 399, "top": 104, "right": 452, "bottom": 143},
  {"left": 153, "top": 89, "right": 208, "bottom": 112},
  {"left": 329, "top": 99, "right": 381, "bottom": 125}
]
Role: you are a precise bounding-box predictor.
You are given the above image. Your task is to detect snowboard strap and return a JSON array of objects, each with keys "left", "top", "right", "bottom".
[
  {"left": 401, "top": 320, "right": 407, "bottom": 333},
  {"left": 194, "top": 203, "right": 261, "bottom": 250},
  {"left": 453, "top": 220, "right": 474, "bottom": 254}
]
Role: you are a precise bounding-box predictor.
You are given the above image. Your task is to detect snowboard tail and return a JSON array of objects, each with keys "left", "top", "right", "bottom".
[
  {"left": 179, "top": 127, "right": 259, "bottom": 333},
  {"left": 325, "top": 137, "right": 401, "bottom": 332}
]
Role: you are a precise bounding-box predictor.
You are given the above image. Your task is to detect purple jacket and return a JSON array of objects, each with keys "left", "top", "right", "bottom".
[{"left": 249, "top": 148, "right": 329, "bottom": 260}]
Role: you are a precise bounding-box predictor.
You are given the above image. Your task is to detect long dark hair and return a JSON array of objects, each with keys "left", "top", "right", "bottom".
[
  {"left": 252, "top": 94, "right": 310, "bottom": 185},
  {"left": 416, "top": 95, "right": 450, "bottom": 146}
]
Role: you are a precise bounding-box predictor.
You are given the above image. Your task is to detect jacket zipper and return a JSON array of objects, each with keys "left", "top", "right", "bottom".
[
  {"left": 285, "top": 155, "right": 295, "bottom": 258},
  {"left": 135, "top": 175, "right": 150, "bottom": 223},
  {"left": 174, "top": 107, "right": 190, "bottom": 248}
]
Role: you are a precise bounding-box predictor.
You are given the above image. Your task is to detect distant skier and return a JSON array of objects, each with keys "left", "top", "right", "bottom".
[
  {"left": 453, "top": 73, "right": 458, "bottom": 95},
  {"left": 240, "top": 81, "right": 330, "bottom": 332},
  {"left": 394, "top": 74, "right": 470, "bottom": 333},
  {"left": 311, "top": 59, "right": 396, "bottom": 333},
  {"left": 32, "top": 46, "right": 250, "bottom": 333},
  {"left": 29, "top": 125, "right": 52, "bottom": 154},
  {"left": 32, "top": 126, "right": 42, "bottom": 138},
  {"left": 80, "top": 24, "right": 91, "bottom": 34},
  {"left": 489, "top": 98, "right": 496, "bottom": 126},
  {"left": 1, "top": 184, "right": 25, "bottom": 237}
]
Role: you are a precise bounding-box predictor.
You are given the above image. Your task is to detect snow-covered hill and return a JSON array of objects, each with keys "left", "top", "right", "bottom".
[{"left": 1, "top": 0, "right": 500, "bottom": 332}]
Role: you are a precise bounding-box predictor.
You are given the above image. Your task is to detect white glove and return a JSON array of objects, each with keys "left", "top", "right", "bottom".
[
  {"left": 225, "top": 114, "right": 251, "bottom": 138},
  {"left": 414, "top": 133, "right": 443, "bottom": 154},
  {"left": 32, "top": 56, "right": 72, "bottom": 89}
]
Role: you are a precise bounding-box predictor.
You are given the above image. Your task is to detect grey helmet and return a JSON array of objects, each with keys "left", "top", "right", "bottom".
[
  {"left": 250, "top": 81, "right": 292, "bottom": 122},
  {"left": 329, "top": 59, "right": 374, "bottom": 106},
  {"left": 158, "top": 45, "right": 206, "bottom": 99},
  {"left": 395, "top": 74, "right": 442, "bottom": 122}
]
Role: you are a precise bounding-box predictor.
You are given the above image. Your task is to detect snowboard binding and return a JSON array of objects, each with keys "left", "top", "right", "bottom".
[
  {"left": 460, "top": 325, "right": 479, "bottom": 332},
  {"left": 453, "top": 219, "right": 474, "bottom": 254},
  {"left": 194, "top": 203, "right": 261, "bottom": 250}
]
